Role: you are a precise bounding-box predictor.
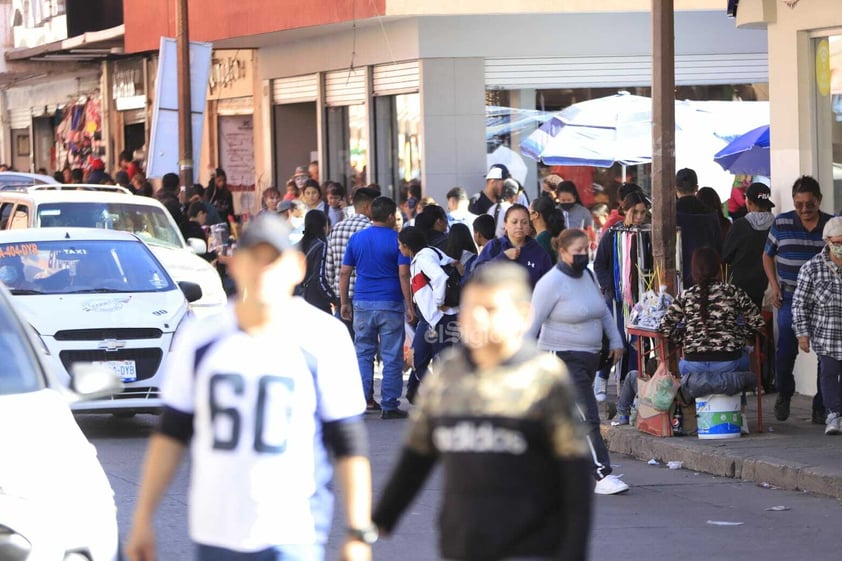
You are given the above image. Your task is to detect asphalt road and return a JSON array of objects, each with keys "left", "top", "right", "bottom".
[{"left": 77, "top": 412, "right": 842, "bottom": 561}]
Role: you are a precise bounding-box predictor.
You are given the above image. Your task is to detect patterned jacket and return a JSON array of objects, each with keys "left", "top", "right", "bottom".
[
  {"left": 793, "top": 247, "right": 842, "bottom": 361},
  {"left": 659, "top": 281, "right": 765, "bottom": 360}
]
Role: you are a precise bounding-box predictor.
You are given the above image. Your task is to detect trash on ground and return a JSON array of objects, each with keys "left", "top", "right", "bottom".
[
  {"left": 706, "top": 520, "right": 744, "bottom": 526},
  {"left": 765, "top": 506, "right": 790, "bottom": 511},
  {"left": 667, "top": 461, "right": 683, "bottom": 470},
  {"left": 648, "top": 459, "right": 659, "bottom": 465}
]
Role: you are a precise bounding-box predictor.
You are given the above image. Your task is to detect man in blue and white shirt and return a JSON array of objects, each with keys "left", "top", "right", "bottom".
[
  {"left": 126, "top": 214, "right": 374, "bottom": 561},
  {"left": 763, "top": 176, "right": 833, "bottom": 422}
]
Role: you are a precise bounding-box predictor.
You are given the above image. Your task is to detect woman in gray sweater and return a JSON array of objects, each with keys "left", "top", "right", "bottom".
[{"left": 527, "top": 228, "right": 628, "bottom": 495}]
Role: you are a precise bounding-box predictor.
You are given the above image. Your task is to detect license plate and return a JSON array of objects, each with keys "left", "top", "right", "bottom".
[{"left": 93, "top": 360, "right": 137, "bottom": 382}]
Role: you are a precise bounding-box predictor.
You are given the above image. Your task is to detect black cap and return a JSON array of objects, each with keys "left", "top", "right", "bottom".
[
  {"left": 238, "top": 213, "right": 294, "bottom": 254},
  {"left": 746, "top": 182, "right": 775, "bottom": 209}
]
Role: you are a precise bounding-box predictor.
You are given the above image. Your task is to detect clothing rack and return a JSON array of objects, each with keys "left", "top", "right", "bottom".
[{"left": 611, "top": 224, "right": 683, "bottom": 303}]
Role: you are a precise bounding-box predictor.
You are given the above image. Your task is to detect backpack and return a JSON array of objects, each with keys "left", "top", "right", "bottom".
[
  {"left": 428, "top": 247, "right": 462, "bottom": 308},
  {"left": 294, "top": 240, "right": 334, "bottom": 312}
]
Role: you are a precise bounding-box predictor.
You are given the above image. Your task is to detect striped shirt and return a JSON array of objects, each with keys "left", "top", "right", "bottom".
[
  {"left": 764, "top": 210, "right": 833, "bottom": 293},
  {"left": 793, "top": 247, "right": 842, "bottom": 361}
]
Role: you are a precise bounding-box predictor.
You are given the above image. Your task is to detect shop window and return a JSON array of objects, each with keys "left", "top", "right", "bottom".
[
  {"left": 325, "top": 104, "right": 368, "bottom": 192},
  {"left": 373, "top": 93, "right": 420, "bottom": 200}
]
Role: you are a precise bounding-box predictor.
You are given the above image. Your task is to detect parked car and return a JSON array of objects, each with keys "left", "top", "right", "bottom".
[
  {"left": 0, "top": 227, "right": 201, "bottom": 414},
  {"left": 0, "top": 171, "right": 59, "bottom": 190},
  {"left": 0, "top": 185, "right": 226, "bottom": 317},
  {"left": 0, "top": 280, "right": 122, "bottom": 560}
]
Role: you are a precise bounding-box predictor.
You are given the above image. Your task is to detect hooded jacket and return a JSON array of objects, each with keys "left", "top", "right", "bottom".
[
  {"left": 721, "top": 211, "right": 775, "bottom": 308},
  {"left": 410, "top": 247, "right": 458, "bottom": 327},
  {"left": 473, "top": 235, "right": 553, "bottom": 288}
]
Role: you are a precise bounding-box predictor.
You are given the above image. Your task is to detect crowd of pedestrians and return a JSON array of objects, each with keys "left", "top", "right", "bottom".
[{"left": 88, "top": 150, "right": 840, "bottom": 560}]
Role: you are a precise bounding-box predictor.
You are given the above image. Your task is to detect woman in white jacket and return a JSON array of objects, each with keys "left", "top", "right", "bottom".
[{"left": 399, "top": 226, "right": 460, "bottom": 402}]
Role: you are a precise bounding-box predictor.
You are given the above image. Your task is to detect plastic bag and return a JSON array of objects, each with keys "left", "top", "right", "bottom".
[
  {"left": 630, "top": 285, "right": 674, "bottom": 330},
  {"left": 638, "top": 362, "right": 680, "bottom": 412}
]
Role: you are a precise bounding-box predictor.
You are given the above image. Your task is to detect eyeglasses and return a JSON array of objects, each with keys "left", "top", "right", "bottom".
[{"left": 794, "top": 202, "right": 818, "bottom": 210}]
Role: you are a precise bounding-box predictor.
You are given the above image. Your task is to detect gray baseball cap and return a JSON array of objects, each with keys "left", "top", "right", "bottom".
[{"left": 238, "top": 213, "right": 294, "bottom": 254}]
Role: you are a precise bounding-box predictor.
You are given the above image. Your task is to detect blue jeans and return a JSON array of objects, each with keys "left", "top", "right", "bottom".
[
  {"left": 679, "top": 355, "right": 750, "bottom": 377},
  {"left": 412, "top": 314, "right": 459, "bottom": 382},
  {"left": 353, "top": 300, "right": 406, "bottom": 411},
  {"left": 197, "top": 544, "right": 324, "bottom": 561},
  {"left": 818, "top": 355, "right": 842, "bottom": 415},
  {"left": 775, "top": 293, "right": 823, "bottom": 409}
]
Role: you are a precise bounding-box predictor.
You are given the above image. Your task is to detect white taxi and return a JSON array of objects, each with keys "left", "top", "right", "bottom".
[
  {"left": 0, "top": 228, "right": 200, "bottom": 414},
  {"left": 0, "top": 186, "right": 226, "bottom": 318}
]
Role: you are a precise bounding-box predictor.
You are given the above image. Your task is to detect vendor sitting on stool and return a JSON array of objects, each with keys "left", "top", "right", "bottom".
[{"left": 657, "top": 247, "right": 766, "bottom": 432}]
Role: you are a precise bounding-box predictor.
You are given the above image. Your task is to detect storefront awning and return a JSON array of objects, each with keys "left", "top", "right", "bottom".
[{"left": 5, "top": 24, "right": 125, "bottom": 62}]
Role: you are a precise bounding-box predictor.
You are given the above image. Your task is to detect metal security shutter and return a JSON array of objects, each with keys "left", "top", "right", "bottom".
[
  {"left": 372, "top": 61, "right": 419, "bottom": 96},
  {"left": 9, "top": 108, "right": 30, "bottom": 129},
  {"left": 485, "top": 53, "right": 767, "bottom": 89},
  {"left": 324, "top": 69, "right": 366, "bottom": 106},
  {"left": 272, "top": 74, "right": 318, "bottom": 104},
  {"left": 217, "top": 97, "right": 254, "bottom": 116}
]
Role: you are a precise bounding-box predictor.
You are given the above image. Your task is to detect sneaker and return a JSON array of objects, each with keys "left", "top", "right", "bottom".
[
  {"left": 594, "top": 474, "right": 629, "bottom": 495},
  {"left": 813, "top": 407, "right": 826, "bottom": 425},
  {"left": 774, "top": 394, "right": 791, "bottom": 421},
  {"left": 366, "top": 399, "right": 382, "bottom": 413},
  {"left": 825, "top": 413, "right": 841, "bottom": 435},
  {"left": 594, "top": 377, "right": 607, "bottom": 403},
  {"left": 611, "top": 415, "right": 630, "bottom": 427},
  {"left": 381, "top": 409, "right": 409, "bottom": 420}
]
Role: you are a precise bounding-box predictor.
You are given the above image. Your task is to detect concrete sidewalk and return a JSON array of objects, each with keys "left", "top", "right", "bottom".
[{"left": 601, "top": 393, "right": 842, "bottom": 500}]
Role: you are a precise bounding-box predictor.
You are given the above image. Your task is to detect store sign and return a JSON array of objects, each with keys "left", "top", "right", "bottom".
[
  {"left": 113, "top": 60, "right": 146, "bottom": 111},
  {"left": 208, "top": 51, "right": 254, "bottom": 99}
]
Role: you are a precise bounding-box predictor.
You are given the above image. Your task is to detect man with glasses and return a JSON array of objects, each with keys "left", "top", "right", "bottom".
[{"left": 763, "top": 176, "right": 834, "bottom": 423}]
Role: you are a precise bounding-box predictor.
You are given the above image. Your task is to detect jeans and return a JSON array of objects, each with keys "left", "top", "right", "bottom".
[
  {"left": 555, "top": 350, "right": 612, "bottom": 480},
  {"left": 679, "top": 355, "right": 749, "bottom": 377},
  {"left": 818, "top": 355, "right": 842, "bottom": 416},
  {"left": 334, "top": 305, "right": 354, "bottom": 340},
  {"left": 411, "top": 314, "right": 459, "bottom": 385},
  {"left": 197, "top": 544, "right": 324, "bottom": 561},
  {"left": 616, "top": 372, "right": 639, "bottom": 417},
  {"left": 597, "top": 297, "right": 637, "bottom": 382},
  {"left": 775, "top": 293, "right": 823, "bottom": 410},
  {"left": 353, "top": 300, "right": 406, "bottom": 411}
]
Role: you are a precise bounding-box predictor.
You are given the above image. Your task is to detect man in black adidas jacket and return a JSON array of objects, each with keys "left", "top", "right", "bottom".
[{"left": 373, "top": 262, "right": 592, "bottom": 561}]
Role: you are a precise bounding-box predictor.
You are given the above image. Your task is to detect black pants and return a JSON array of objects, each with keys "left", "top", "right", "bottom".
[{"left": 555, "top": 350, "right": 612, "bottom": 480}]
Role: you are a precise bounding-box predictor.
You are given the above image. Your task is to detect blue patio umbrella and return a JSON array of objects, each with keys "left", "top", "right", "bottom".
[{"left": 713, "top": 125, "right": 770, "bottom": 176}]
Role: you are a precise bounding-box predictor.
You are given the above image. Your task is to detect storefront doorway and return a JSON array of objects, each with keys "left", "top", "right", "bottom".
[{"left": 273, "top": 102, "right": 317, "bottom": 186}]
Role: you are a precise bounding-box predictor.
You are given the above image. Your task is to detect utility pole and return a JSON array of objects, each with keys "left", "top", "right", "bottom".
[
  {"left": 651, "top": 0, "right": 677, "bottom": 295},
  {"left": 175, "top": 0, "right": 193, "bottom": 199}
]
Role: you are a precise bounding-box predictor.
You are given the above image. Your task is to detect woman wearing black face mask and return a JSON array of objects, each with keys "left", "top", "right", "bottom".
[
  {"left": 526, "top": 229, "right": 629, "bottom": 495},
  {"left": 555, "top": 180, "right": 593, "bottom": 230}
]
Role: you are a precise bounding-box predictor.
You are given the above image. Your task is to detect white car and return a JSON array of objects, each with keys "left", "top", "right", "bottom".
[
  {"left": 0, "top": 186, "right": 226, "bottom": 318},
  {"left": 0, "top": 228, "right": 201, "bottom": 414},
  {"left": 0, "top": 281, "right": 121, "bottom": 561},
  {"left": 0, "top": 171, "right": 59, "bottom": 190}
]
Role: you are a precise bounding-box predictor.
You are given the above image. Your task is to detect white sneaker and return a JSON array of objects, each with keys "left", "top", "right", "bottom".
[
  {"left": 594, "top": 377, "right": 608, "bottom": 403},
  {"left": 825, "top": 412, "right": 841, "bottom": 436},
  {"left": 594, "top": 474, "right": 629, "bottom": 495}
]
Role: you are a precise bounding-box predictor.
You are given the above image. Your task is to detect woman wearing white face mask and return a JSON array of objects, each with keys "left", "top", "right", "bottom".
[
  {"left": 527, "top": 228, "right": 628, "bottom": 495},
  {"left": 793, "top": 217, "right": 842, "bottom": 435}
]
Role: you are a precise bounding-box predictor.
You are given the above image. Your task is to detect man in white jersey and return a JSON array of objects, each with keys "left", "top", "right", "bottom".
[{"left": 126, "top": 213, "right": 375, "bottom": 561}]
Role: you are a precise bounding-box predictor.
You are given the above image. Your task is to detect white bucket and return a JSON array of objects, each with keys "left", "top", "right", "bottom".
[{"left": 696, "top": 393, "right": 741, "bottom": 440}]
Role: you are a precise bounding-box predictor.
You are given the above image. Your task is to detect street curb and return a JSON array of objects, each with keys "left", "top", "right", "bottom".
[{"left": 601, "top": 424, "right": 842, "bottom": 499}]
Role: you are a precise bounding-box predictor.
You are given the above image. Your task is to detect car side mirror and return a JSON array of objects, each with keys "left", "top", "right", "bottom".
[
  {"left": 70, "top": 363, "right": 124, "bottom": 400},
  {"left": 178, "top": 281, "right": 203, "bottom": 303},
  {"left": 187, "top": 237, "right": 208, "bottom": 255}
]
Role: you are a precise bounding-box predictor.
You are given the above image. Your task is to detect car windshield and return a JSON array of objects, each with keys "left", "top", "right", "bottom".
[
  {"left": 35, "top": 202, "right": 184, "bottom": 249},
  {"left": 0, "top": 292, "right": 43, "bottom": 395},
  {"left": 0, "top": 240, "right": 176, "bottom": 295}
]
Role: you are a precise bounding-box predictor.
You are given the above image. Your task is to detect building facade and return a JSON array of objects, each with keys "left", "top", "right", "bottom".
[{"left": 120, "top": 0, "right": 768, "bottom": 209}]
